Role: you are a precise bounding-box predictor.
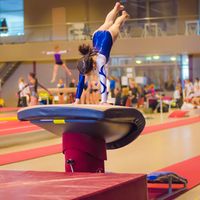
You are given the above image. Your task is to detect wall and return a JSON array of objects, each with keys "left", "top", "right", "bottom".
[
  {"left": 24, "top": 0, "right": 199, "bottom": 26},
  {"left": 87, "top": 0, "right": 115, "bottom": 21},
  {"left": 177, "top": 0, "right": 199, "bottom": 16},
  {"left": 199, "top": 0, "right": 200, "bottom": 17},
  {"left": 24, "top": 0, "right": 115, "bottom": 25},
  {"left": 177, "top": 0, "right": 199, "bottom": 33},
  {"left": 0, "top": 35, "right": 200, "bottom": 62}
]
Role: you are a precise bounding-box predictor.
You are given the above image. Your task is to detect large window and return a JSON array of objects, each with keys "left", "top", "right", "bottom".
[
  {"left": 0, "top": 0, "right": 24, "bottom": 36},
  {"left": 181, "top": 55, "right": 189, "bottom": 80},
  {"left": 109, "top": 55, "right": 182, "bottom": 90}
]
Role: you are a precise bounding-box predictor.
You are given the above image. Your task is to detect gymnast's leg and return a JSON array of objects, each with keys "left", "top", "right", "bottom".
[
  {"left": 29, "top": 96, "right": 38, "bottom": 106},
  {"left": 108, "top": 10, "right": 129, "bottom": 42},
  {"left": 62, "top": 63, "right": 72, "bottom": 77},
  {"left": 51, "top": 64, "right": 59, "bottom": 83},
  {"left": 96, "top": 2, "right": 124, "bottom": 31}
]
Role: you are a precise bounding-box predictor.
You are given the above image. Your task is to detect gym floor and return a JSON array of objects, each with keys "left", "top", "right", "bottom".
[{"left": 0, "top": 108, "right": 200, "bottom": 199}]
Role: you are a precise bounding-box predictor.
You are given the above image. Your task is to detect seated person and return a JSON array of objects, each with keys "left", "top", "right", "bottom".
[
  {"left": 191, "top": 96, "right": 200, "bottom": 107},
  {"left": 173, "top": 85, "right": 183, "bottom": 108}
]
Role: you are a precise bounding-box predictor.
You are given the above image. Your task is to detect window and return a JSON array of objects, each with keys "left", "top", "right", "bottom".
[
  {"left": 0, "top": 0, "right": 24, "bottom": 36},
  {"left": 181, "top": 55, "right": 189, "bottom": 80}
]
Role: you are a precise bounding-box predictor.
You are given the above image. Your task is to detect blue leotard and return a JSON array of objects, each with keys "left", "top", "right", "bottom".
[
  {"left": 93, "top": 31, "right": 113, "bottom": 62},
  {"left": 76, "top": 74, "right": 85, "bottom": 99},
  {"left": 76, "top": 31, "right": 113, "bottom": 102}
]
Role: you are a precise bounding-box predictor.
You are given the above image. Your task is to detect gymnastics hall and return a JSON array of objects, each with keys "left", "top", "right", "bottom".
[{"left": 0, "top": 0, "right": 200, "bottom": 199}]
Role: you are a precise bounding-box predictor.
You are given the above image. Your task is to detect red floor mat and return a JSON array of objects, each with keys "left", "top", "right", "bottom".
[
  {"left": 1, "top": 117, "right": 200, "bottom": 199},
  {"left": 142, "top": 116, "right": 200, "bottom": 135},
  {"left": 0, "top": 121, "right": 42, "bottom": 136},
  {"left": 0, "top": 116, "right": 200, "bottom": 164},
  {"left": 0, "top": 107, "right": 19, "bottom": 112},
  {"left": 0, "top": 144, "right": 62, "bottom": 165},
  {"left": 148, "top": 155, "right": 200, "bottom": 199},
  {"left": 159, "top": 155, "right": 200, "bottom": 189},
  {"left": 0, "top": 171, "right": 147, "bottom": 200}
]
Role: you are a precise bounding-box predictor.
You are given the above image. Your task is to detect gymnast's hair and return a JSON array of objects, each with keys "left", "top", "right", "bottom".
[
  {"left": 29, "top": 72, "right": 36, "bottom": 79},
  {"left": 77, "top": 44, "right": 97, "bottom": 75}
]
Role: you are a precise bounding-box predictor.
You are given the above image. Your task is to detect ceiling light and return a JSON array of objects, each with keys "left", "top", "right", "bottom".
[
  {"left": 136, "top": 60, "right": 142, "bottom": 64},
  {"left": 170, "top": 56, "right": 176, "bottom": 61},
  {"left": 153, "top": 55, "right": 160, "bottom": 60}
]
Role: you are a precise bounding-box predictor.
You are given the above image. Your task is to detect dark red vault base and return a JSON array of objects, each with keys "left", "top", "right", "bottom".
[{"left": 0, "top": 170, "right": 147, "bottom": 200}]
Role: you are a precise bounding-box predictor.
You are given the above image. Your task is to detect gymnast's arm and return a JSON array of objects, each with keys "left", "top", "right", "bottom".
[
  {"left": 38, "top": 82, "right": 52, "bottom": 95},
  {"left": 58, "top": 50, "right": 69, "bottom": 54},
  {"left": 74, "top": 74, "right": 85, "bottom": 104},
  {"left": 96, "top": 54, "right": 107, "bottom": 103},
  {"left": 44, "top": 51, "right": 55, "bottom": 55},
  {"left": 18, "top": 84, "right": 29, "bottom": 95}
]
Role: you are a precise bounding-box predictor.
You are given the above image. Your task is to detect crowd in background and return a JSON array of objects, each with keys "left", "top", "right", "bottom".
[
  {"left": 17, "top": 73, "right": 200, "bottom": 111},
  {"left": 109, "top": 77, "right": 200, "bottom": 111},
  {"left": 183, "top": 78, "right": 200, "bottom": 106}
]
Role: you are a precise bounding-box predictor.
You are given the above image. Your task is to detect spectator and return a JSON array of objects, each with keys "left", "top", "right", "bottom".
[
  {"left": 137, "top": 85, "right": 145, "bottom": 108},
  {"left": 69, "top": 78, "right": 76, "bottom": 88},
  {"left": 191, "top": 77, "right": 200, "bottom": 107},
  {"left": 129, "top": 80, "right": 139, "bottom": 106},
  {"left": 114, "top": 88, "right": 122, "bottom": 106},
  {"left": 173, "top": 85, "right": 182, "bottom": 108},
  {"left": 121, "top": 87, "right": 129, "bottom": 106},
  {"left": 69, "top": 78, "right": 76, "bottom": 103},
  {"left": 184, "top": 79, "right": 194, "bottom": 102},
  {"left": 193, "top": 78, "right": 200, "bottom": 97},
  {"left": 17, "top": 77, "right": 29, "bottom": 107},
  {"left": 57, "top": 78, "right": 65, "bottom": 104}
]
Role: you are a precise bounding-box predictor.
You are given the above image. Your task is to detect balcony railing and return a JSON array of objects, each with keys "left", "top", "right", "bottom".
[{"left": 0, "top": 15, "right": 199, "bottom": 44}]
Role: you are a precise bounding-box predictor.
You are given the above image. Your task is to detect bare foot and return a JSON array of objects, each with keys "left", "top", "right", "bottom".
[
  {"left": 99, "top": 102, "right": 112, "bottom": 106},
  {"left": 115, "top": 2, "right": 124, "bottom": 11},
  {"left": 122, "top": 10, "right": 130, "bottom": 19},
  {"left": 73, "top": 99, "right": 80, "bottom": 104}
]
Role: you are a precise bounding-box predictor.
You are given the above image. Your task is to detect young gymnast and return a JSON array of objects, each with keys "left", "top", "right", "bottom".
[
  {"left": 74, "top": 2, "right": 129, "bottom": 104},
  {"left": 18, "top": 73, "right": 51, "bottom": 106},
  {"left": 45, "top": 45, "right": 72, "bottom": 83},
  {"left": 57, "top": 78, "right": 65, "bottom": 104},
  {"left": 90, "top": 74, "right": 100, "bottom": 104}
]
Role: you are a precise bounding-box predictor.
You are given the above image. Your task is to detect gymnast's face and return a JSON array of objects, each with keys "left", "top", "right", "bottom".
[
  {"left": 28, "top": 74, "right": 35, "bottom": 83},
  {"left": 54, "top": 46, "right": 60, "bottom": 52}
]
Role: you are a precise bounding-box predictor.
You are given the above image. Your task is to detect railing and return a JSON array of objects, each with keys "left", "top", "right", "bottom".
[
  {"left": 0, "top": 15, "right": 199, "bottom": 44},
  {"left": 0, "top": 62, "right": 21, "bottom": 86}
]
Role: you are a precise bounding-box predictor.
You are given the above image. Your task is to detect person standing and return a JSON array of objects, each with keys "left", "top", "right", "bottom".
[{"left": 17, "top": 77, "right": 29, "bottom": 107}]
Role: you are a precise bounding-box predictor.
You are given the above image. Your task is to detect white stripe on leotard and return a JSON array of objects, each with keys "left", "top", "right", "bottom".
[{"left": 96, "top": 54, "right": 107, "bottom": 103}]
